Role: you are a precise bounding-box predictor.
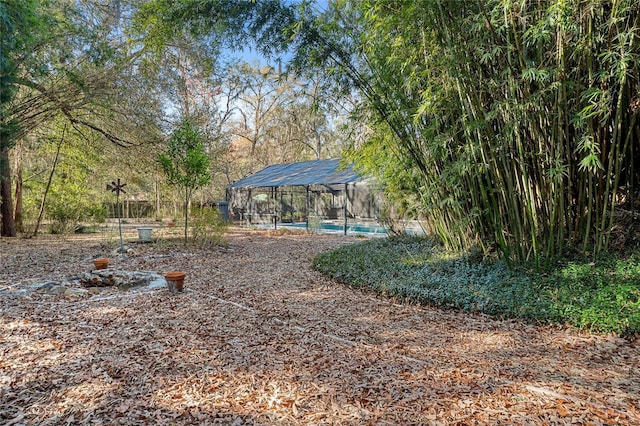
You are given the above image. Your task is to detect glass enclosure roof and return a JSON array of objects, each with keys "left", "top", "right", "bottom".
[{"left": 228, "top": 159, "right": 363, "bottom": 189}]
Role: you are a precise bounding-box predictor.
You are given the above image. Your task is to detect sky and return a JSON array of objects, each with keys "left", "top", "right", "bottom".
[{"left": 224, "top": 0, "right": 330, "bottom": 67}]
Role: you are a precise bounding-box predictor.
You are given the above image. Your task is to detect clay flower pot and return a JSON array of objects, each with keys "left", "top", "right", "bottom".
[
  {"left": 165, "top": 271, "right": 186, "bottom": 293},
  {"left": 93, "top": 257, "right": 109, "bottom": 270}
]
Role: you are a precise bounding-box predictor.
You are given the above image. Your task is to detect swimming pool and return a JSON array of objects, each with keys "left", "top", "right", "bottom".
[{"left": 282, "top": 221, "right": 389, "bottom": 236}]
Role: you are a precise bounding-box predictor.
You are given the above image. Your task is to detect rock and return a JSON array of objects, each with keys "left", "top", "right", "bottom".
[
  {"left": 28, "top": 281, "right": 58, "bottom": 291},
  {"left": 48, "top": 285, "right": 68, "bottom": 295},
  {"left": 10, "top": 289, "right": 29, "bottom": 297},
  {"left": 87, "top": 287, "right": 102, "bottom": 295},
  {"left": 147, "top": 277, "right": 167, "bottom": 289},
  {"left": 79, "top": 269, "right": 164, "bottom": 290},
  {"left": 112, "top": 245, "right": 134, "bottom": 255},
  {"left": 65, "top": 288, "right": 88, "bottom": 297}
]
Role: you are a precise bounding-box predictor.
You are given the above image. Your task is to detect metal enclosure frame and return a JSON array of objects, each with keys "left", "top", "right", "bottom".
[{"left": 228, "top": 159, "right": 378, "bottom": 235}]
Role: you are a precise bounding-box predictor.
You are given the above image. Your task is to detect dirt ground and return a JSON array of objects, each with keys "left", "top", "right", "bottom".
[{"left": 1, "top": 227, "right": 639, "bottom": 425}]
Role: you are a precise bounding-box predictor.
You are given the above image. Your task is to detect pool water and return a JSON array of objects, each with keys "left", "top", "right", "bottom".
[{"left": 284, "top": 221, "right": 388, "bottom": 235}]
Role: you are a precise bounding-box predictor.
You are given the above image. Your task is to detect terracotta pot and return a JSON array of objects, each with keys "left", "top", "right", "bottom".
[
  {"left": 165, "top": 271, "right": 186, "bottom": 293},
  {"left": 93, "top": 257, "right": 109, "bottom": 270}
]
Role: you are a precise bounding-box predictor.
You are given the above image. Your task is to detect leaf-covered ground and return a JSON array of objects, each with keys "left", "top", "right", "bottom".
[{"left": 1, "top": 228, "right": 639, "bottom": 425}]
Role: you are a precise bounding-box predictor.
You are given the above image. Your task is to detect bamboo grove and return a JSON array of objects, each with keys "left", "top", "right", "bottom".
[{"left": 319, "top": 0, "right": 640, "bottom": 265}]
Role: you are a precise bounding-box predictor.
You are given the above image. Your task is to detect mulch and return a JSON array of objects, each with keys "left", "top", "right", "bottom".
[{"left": 1, "top": 227, "right": 638, "bottom": 425}]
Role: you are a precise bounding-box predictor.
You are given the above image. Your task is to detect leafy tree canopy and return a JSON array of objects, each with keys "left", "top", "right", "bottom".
[
  {"left": 159, "top": 119, "right": 211, "bottom": 191},
  {"left": 159, "top": 118, "right": 211, "bottom": 243}
]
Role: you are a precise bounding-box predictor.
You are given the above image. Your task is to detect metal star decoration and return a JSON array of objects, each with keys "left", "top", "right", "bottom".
[{"left": 107, "top": 178, "right": 127, "bottom": 196}]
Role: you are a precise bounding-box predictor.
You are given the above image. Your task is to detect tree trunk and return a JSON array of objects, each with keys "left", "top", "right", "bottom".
[
  {"left": 33, "top": 125, "right": 65, "bottom": 237},
  {"left": 183, "top": 186, "right": 189, "bottom": 244},
  {"left": 155, "top": 173, "right": 162, "bottom": 221},
  {"left": 14, "top": 151, "right": 23, "bottom": 233},
  {"left": 0, "top": 145, "right": 17, "bottom": 237}
]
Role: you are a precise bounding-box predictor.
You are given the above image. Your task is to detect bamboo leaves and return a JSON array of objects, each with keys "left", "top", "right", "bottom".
[
  {"left": 576, "top": 135, "right": 603, "bottom": 174},
  {"left": 340, "top": 0, "right": 640, "bottom": 264}
]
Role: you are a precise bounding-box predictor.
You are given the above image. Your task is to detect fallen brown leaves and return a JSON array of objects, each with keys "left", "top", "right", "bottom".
[{"left": 1, "top": 227, "right": 639, "bottom": 425}]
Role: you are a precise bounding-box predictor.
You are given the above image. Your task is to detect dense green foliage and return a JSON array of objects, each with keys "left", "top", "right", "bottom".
[
  {"left": 313, "top": 237, "right": 640, "bottom": 337},
  {"left": 0, "top": 0, "right": 44, "bottom": 236},
  {"left": 3, "top": 0, "right": 162, "bottom": 147},
  {"left": 1, "top": 0, "right": 166, "bottom": 236},
  {"left": 24, "top": 131, "right": 108, "bottom": 234},
  {"left": 547, "top": 256, "right": 640, "bottom": 335},
  {"left": 0, "top": 0, "right": 42, "bottom": 144},
  {"left": 190, "top": 207, "right": 228, "bottom": 247}
]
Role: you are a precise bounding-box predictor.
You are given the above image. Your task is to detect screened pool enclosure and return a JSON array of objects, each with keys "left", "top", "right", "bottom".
[{"left": 228, "top": 159, "right": 382, "bottom": 235}]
